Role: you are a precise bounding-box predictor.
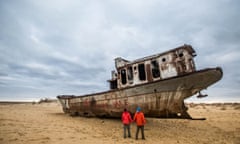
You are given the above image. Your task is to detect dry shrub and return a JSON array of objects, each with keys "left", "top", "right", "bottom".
[
  {"left": 234, "top": 105, "right": 240, "bottom": 110},
  {"left": 215, "top": 103, "right": 222, "bottom": 107},
  {"left": 199, "top": 103, "right": 206, "bottom": 109},
  {"left": 188, "top": 103, "right": 197, "bottom": 108},
  {"left": 220, "top": 106, "right": 226, "bottom": 110}
]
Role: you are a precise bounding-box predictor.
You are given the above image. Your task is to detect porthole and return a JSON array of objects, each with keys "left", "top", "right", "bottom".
[
  {"left": 179, "top": 53, "right": 184, "bottom": 57},
  {"left": 162, "top": 58, "right": 166, "bottom": 62}
]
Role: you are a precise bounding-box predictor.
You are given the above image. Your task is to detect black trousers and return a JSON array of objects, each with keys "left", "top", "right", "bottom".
[
  {"left": 136, "top": 125, "right": 145, "bottom": 139},
  {"left": 123, "top": 124, "right": 131, "bottom": 138}
]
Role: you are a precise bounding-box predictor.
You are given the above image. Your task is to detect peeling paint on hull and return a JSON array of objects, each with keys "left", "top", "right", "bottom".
[{"left": 57, "top": 67, "right": 222, "bottom": 118}]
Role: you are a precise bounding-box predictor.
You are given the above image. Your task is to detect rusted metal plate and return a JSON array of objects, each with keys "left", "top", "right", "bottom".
[
  {"left": 58, "top": 67, "right": 222, "bottom": 118},
  {"left": 57, "top": 45, "right": 223, "bottom": 118}
]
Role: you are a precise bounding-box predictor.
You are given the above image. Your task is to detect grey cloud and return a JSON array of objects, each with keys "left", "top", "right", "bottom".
[{"left": 0, "top": 0, "right": 239, "bottom": 101}]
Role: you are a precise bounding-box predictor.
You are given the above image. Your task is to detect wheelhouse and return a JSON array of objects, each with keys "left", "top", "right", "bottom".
[{"left": 108, "top": 44, "right": 196, "bottom": 89}]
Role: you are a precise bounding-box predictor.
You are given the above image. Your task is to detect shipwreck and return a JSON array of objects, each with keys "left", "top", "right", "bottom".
[{"left": 57, "top": 44, "right": 223, "bottom": 118}]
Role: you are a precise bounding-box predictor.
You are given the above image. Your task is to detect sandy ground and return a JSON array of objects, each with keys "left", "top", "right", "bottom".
[{"left": 0, "top": 102, "right": 240, "bottom": 144}]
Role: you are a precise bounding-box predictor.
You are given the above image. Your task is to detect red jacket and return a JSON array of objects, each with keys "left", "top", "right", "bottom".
[
  {"left": 133, "top": 112, "right": 146, "bottom": 126},
  {"left": 122, "top": 111, "right": 132, "bottom": 124}
]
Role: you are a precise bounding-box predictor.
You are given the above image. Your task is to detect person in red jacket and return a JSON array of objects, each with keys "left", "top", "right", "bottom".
[
  {"left": 133, "top": 106, "right": 146, "bottom": 140},
  {"left": 121, "top": 108, "right": 133, "bottom": 138}
]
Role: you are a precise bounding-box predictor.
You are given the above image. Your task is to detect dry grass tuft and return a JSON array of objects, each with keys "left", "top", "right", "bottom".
[
  {"left": 234, "top": 105, "right": 240, "bottom": 110},
  {"left": 220, "top": 106, "right": 226, "bottom": 110}
]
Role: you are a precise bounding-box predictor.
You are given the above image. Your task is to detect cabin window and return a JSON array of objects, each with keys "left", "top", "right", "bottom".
[
  {"left": 127, "top": 66, "right": 133, "bottom": 82},
  {"left": 138, "top": 64, "right": 146, "bottom": 81},
  {"left": 162, "top": 58, "right": 166, "bottom": 62},
  {"left": 179, "top": 53, "right": 184, "bottom": 57},
  {"left": 109, "top": 79, "right": 117, "bottom": 89},
  {"left": 121, "top": 69, "right": 127, "bottom": 85},
  {"left": 151, "top": 60, "right": 160, "bottom": 78}
]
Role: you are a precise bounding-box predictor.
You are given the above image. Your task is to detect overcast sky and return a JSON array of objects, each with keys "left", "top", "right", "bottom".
[{"left": 0, "top": 0, "right": 239, "bottom": 102}]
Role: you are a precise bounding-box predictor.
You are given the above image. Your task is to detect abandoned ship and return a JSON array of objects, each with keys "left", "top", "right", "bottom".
[{"left": 57, "top": 44, "right": 223, "bottom": 118}]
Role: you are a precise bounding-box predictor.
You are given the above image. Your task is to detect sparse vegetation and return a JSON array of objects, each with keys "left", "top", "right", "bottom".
[
  {"left": 188, "top": 103, "right": 197, "bottom": 108},
  {"left": 220, "top": 106, "right": 226, "bottom": 110},
  {"left": 234, "top": 105, "right": 240, "bottom": 110},
  {"left": 186, "top": 102, "right": 240, "bottom": 110}
]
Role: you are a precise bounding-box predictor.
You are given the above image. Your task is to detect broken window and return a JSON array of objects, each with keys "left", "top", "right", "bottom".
[
  {"left": 151, "top": 60, "right": 160, "bottom": 78},
  {"left": 127, "top": 66, "right": 133, "bottom": 82},
  {"left": 121, "top": 69, "right": 127, "bottom": 85},
  {"left": 109, "top": 79, "right": 117, "bottom": 89},
  {"left": 138, "top": 64, "right": 146, "bottom": 81},
  {"left": 179, "top": 53, "right": 184, "bottom": 57},
  {"left": 162, "top": 58, "right": 166, "bottom": 62},
  {"left": 177, "top": 49, "right": 184, "bottom": 58}
]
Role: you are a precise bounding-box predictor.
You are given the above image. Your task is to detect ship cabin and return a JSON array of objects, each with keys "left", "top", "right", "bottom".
[{"left": 108, "top": 44, "right": 197, "bottom": 90}]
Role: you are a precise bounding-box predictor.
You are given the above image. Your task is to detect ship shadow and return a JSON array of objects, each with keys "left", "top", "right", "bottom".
[{"left": 50, "top": 112, "right": 206, "bottom": 121}]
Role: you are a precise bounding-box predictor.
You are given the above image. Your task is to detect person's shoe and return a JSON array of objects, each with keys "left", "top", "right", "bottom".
[{"left": 142, "top": 138, "right": 146, "bottom": 140}]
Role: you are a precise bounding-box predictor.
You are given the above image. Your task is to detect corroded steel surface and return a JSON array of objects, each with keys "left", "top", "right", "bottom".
[
  {"left": 57, "top": 45, "right": 223, "bottom": 118},
  {"left": 114, "top": 45, "right": 196, "bottom": 89},
  {"left": 57, "top": 68, "right": 222, "bottom": 118}
]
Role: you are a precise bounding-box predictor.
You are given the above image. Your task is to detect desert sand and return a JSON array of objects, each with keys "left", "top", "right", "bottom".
[{"left": 0, "top": 101, "right": 240, "bottom": 144}]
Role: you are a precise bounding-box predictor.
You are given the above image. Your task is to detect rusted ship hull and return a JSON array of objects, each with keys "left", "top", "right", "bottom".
[{"left": 57, "top": 67, "right": 222, "bottom": 118}]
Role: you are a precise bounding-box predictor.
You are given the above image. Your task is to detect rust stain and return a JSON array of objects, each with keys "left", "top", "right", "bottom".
[{"left": 57, "top": 44, "right": 223, "bottom": 118}]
